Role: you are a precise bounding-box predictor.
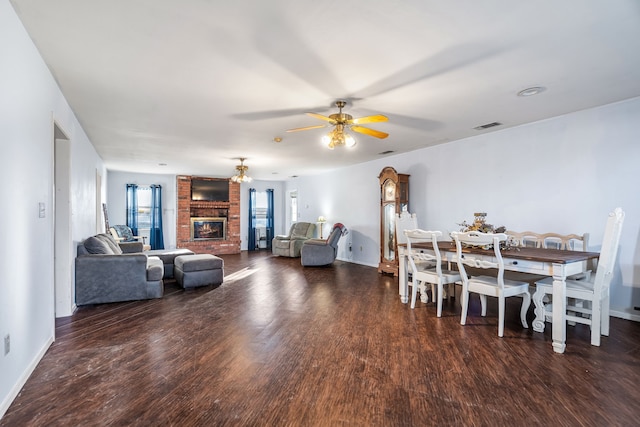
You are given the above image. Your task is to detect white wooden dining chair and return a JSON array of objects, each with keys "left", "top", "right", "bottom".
[
  {"left": 543, "top": 232, "right": 591, "bottom": 277},
  {"left": 506, "top": 231, "right": 588, "bottom": 252},
  {"left": 533, "top": 207, "right": 625, "bottom": 346},
  {"left": 404, "top": 230, "right": 462, "bottom": 317},
  {"left": 540, "top": 232, "right": 589, "bottom": 251},
  {"left": 395, "top": 210, "right": 418, "bottom": 247},
  {"left": 505, "top": 230, "right": 544, "bottom": 248},
  {"left": 451, "top": 231, "right": 531, "bottom": 337}
]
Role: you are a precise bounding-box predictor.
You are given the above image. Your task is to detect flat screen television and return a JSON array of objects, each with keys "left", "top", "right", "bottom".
[{"left": 191, "top": 178, "right": 229, "bottom": 202}]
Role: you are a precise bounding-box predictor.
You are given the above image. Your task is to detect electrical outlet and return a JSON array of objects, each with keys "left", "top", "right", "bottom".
[{"left": 4, "top": 334, "right": 9, "bottom": 356}]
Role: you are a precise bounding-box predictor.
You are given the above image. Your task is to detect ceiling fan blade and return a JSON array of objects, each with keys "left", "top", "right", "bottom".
[
  {"left": 352, "top": 44, "right": 508, "bottom": 99},
  {"left": 349, "top": 114, "right": 389, "bottom": 125},
  {"left": 253, "top": 4, "right": 347, "bottom": 97},
  {"left": 306, "top": 112, "right": 336, "bottom": 123},
  {"left": 351, "top": 126, "right": 389, "bottom": 139},
  {"left": 357, "top": 108, "right": 442, "bottom": 131},
  {"left": 286, "top": 124, "right": 327, "bottom": 133},
  {"left": 231, "top": 106, "right": 329, "bottom": 121}
]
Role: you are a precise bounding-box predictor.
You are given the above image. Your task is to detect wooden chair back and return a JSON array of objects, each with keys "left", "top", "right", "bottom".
[
  {"left": 508, "top": 230, "right": 592, "bottom": 275},
  {"left": 451, "top": 231, "right": 508, "bottom": 288},
  {"left": 395, "top": 210, "right": 418, "bottom": 246},
  {"left": 593, "top": 208, "right": 625, "bottom": 297},
  {"left": 404, "top": 229, "right": 443, "bottom": 276},
  {"left": 540, "top": 232, "right": 589, "bottom": 251},
  {"left": 505, "top": 230, "right": 544, "bottom": 248},
  {"left": 507, "top": 230, "right": 589, "bottom": 251}
]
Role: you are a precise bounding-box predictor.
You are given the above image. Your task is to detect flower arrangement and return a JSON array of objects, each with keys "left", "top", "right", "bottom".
[
  {"left": 457, "top": 212, "right": 506, "bottom": 234},
  {"left": 454, "top": 212, "right": 515, "bottom": 250}
]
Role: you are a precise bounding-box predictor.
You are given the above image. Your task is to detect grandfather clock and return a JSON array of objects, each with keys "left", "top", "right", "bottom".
[{"left": 378, "top": 167, "right": 409, "bottom": 276}]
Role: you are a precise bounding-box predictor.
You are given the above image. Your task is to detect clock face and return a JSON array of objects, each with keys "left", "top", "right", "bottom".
[{"left": 384, "top": 180, "right": 396, "bottom": 202}]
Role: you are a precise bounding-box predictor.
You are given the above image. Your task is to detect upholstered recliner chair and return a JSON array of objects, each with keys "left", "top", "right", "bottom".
[
  {"left": 272, "top": 222, "right": 316, "bottom": 257},
  {"left": 301, "top": 223, "right": 348, "bottom": 266}
]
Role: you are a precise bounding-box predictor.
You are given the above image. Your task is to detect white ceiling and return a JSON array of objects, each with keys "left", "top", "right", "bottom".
[{"left": 10, "top": 0, "right": 640, "bottom": 180}]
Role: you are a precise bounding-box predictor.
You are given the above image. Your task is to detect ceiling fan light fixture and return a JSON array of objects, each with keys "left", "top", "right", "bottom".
[
  {"left": 230, "top": 157, "right": 253, "bottom": 183},
  {"left": 322, "top": 132, "right": 334, "bottom": 148},
  {"left": 322, "top": 125, "right": 355, "bottom": 149},
  {"left": 344, "top": 132, "right": 356, "bottom": 148},
  {"left": 287, "top": 100, "right": 386, "bottom": 148}
]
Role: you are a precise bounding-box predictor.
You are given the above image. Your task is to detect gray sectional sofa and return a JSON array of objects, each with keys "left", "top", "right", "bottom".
[{"left": 75, "top": 233, "right": 193, "bottom": 305}]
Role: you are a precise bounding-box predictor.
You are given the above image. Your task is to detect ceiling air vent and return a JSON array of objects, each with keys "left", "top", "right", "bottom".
[
  {"left": 378, "top": 150, "right": 395, "bottom": 155},
  {"left": 473, "top": 122, "right": 502, "bottom": 130}
]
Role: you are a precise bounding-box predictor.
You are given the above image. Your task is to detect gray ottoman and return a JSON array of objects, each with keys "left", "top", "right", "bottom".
[
  {"left": 145, "top": 248, "right": 195, "bottom": 278},
  {"left": 174, "top": 254, "right": 224, "bottom": 288}
]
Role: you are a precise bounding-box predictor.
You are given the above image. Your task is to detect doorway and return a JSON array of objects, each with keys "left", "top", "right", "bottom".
[
  {"left": 288, "top": 190, "right": 298, "bottom": 227},
  {"left": 248, "top": 189, "right": 274, "bottom": 251},
  {"left": 54, "top": 123, "right": 73, "bottom": 318}
]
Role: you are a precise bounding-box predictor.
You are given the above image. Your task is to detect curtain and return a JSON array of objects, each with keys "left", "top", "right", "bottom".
[
  {"left": 248, "top": 188, "right": 256, "bottom": 251},
  {"left": 126, "top": 184, "right": 138, "bottom": 235},
  {"left": 149, "top": 184, "right": 165, "bottom": 250},
  {"left": 266, "top": 189, "right": 274, "bottom": 250}
]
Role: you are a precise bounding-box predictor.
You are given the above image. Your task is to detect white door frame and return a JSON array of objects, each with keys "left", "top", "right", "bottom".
[
  {"left": 287, "top": 189, "right": 298, "bottom": 230},
  {"left": 53, "top": 122, "right": 74, "bottom": 318}
]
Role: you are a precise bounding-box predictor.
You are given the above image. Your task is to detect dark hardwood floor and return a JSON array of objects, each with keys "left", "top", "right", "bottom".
[{"left": 3, "top": 251, "right": 640, "bottom": 426}]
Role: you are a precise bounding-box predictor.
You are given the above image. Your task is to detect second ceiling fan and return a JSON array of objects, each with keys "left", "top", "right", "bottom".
[{"left": 286, "top": 100, "right": 389, "bottom": 149}]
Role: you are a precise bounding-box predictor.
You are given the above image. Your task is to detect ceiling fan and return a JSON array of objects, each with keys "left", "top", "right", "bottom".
[{"left": 286, "top": 101, "right": 389, "bottom": 149}]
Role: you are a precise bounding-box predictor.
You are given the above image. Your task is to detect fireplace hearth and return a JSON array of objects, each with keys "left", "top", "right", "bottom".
[{"left": 191, "top": 217, "right": 226, "bottom": 240}]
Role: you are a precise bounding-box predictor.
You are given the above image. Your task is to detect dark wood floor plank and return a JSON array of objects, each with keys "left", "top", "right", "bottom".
[{"left": 2, "top": 250, "right": 640, "bottom": 426}]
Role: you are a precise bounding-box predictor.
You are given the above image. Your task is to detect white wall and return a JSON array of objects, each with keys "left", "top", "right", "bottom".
[
  {"left": 287, "top": 96, "right": 640, "bottom": 320},
  {"left": 107, "top": 172, "right": 177, "bottom": 249},
  {"left": 1, "top": 0, "right": 105, "bottom": 418}
]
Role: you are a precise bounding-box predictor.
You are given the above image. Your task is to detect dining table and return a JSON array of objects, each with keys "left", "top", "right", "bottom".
[{"left": 397, "top": 242, "right": 600, "bottom": 354}]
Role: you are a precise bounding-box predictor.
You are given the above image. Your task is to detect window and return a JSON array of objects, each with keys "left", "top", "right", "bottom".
[
  {"left": 290, "top": 190, "right": 298, "bottom": 223},
  {"left": 126, "top": 183, "right": 164, "bottom": 250},
  {"left": 255, "top": 191, "right": 268, "bottom": 228},
  {"left": 136, "top": 186, "right": 152, "bottom": 241}
]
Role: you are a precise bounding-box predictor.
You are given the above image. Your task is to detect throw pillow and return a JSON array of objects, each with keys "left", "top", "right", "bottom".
[
  {"left": 96, "top": 233, "right": 123, "bottom": 255},
  {"left": 113, "top": 225, "right": 134, "bottom": 241},
  {"left": 83, "top": 236, "right": 114, "bottom": 255}
]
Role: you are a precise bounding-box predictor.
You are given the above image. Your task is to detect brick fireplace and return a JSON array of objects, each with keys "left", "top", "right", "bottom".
[{"left": 176, "top": 175, "right": 241, "bottom": 254}]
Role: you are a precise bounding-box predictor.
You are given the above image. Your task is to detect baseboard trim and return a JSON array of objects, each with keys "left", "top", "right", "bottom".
[
  {"left": 0, "top": 335, "right": 54, "bottom": 419},
  {"left": 338, "top": 258, "right": 378, "bottom": 268},
  {"left": 610, "top": 309, "right": 640, "bottom": 323}
]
